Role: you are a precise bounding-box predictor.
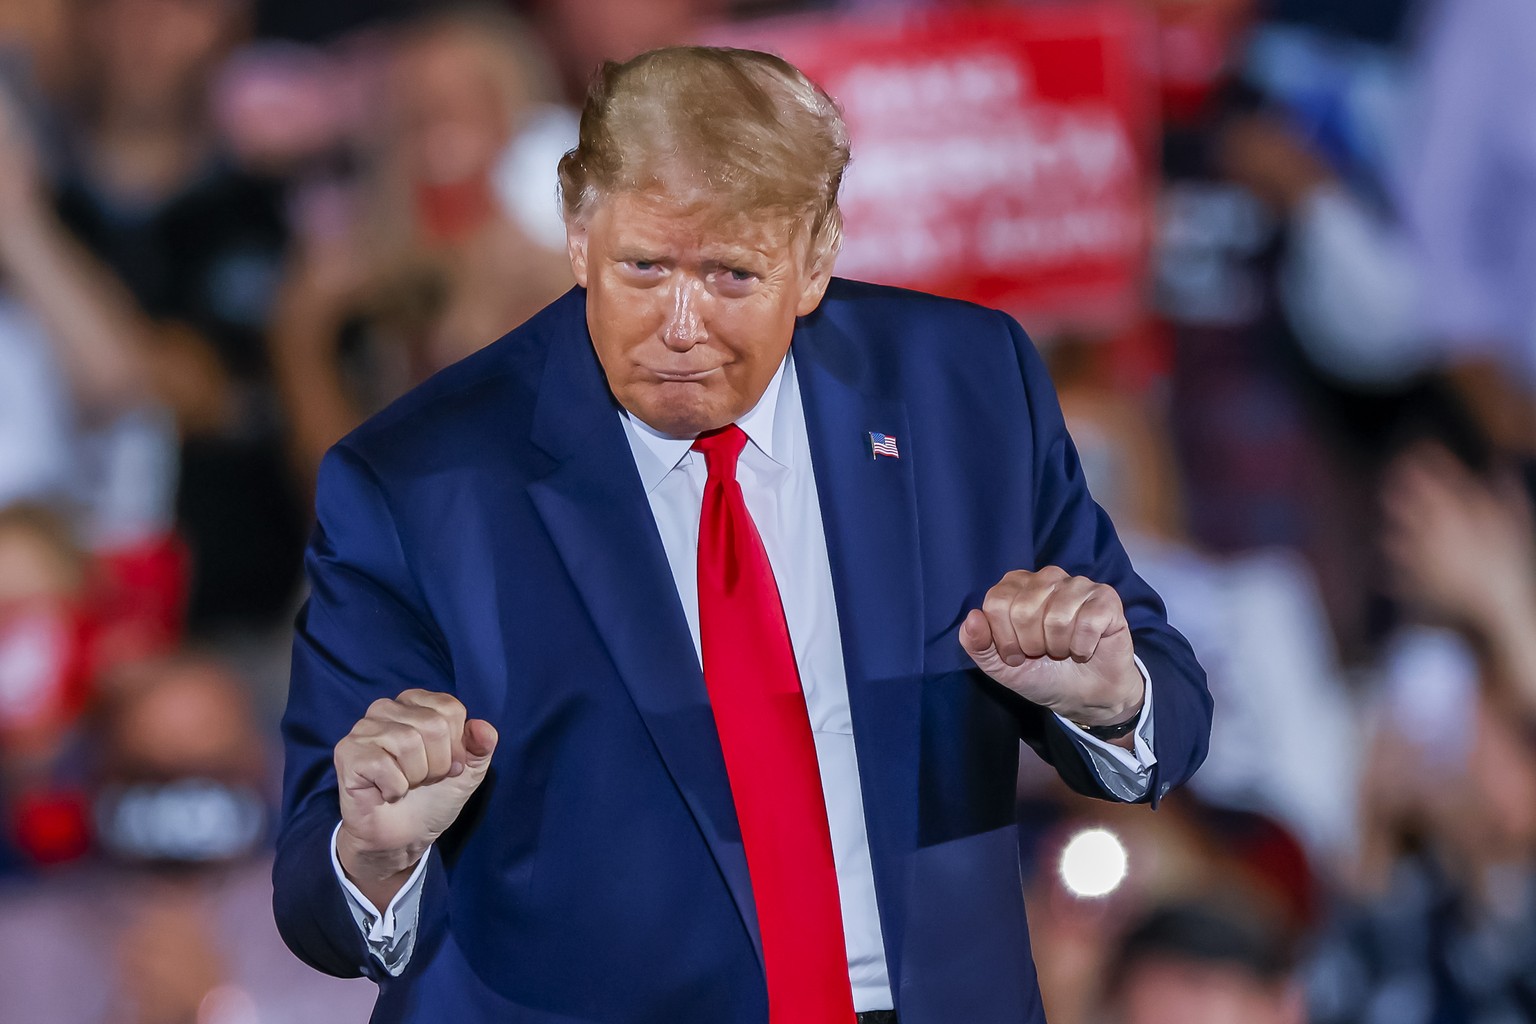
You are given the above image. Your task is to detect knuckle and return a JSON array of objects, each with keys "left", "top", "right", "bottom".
[
  {"left": 1043, "top": 609, "right": 1074, "bottom": 632},
  {"left": 393, "top": 703, "right": 435, "bottom": 732},
  {"left": 1068, "top": 579, "right": 1097, "bottom": 599},
  {"left": 367, "top": 697, "right": 397, "bottom": 718},
  {"left": 371, "top": 717, "right": 409, "bottom": 741},
  {"left": 353, "top": 749, "right": 393, "bottom": 778},
  {"left": 413, "top": 691, "right": 466, "bottom": 723},
  {"left": 1087, "top": 582, "right": 1119, "bottom": 603}
]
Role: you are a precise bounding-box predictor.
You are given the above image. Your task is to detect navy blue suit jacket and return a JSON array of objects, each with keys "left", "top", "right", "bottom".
[{"left": 274, "top": 280, "right": 1211, "bottom": 1023}]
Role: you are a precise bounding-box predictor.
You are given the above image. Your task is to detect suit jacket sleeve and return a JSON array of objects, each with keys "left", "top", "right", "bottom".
[
  {"left": 1001, "top": 311, "right": 1213, "bottom": 805},
  {"left": 273, "top": 441, "right": 452, "bottom": 979}
]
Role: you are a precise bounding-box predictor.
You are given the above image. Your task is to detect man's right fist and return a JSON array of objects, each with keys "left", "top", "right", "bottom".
[{"left": 333, "top": 689, "right": 498, "bottom": 901}]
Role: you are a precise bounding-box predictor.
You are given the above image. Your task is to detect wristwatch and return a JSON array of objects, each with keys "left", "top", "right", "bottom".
[{"left": 1080, "top": 707, "right": 1141, "bottom": 742}]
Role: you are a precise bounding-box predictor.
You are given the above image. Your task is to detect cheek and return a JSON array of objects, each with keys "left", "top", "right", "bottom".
[
  {"left": 589, "top": 302, "right": 676, "bottom": 392},
  {"left": 590, "top": 284, "right": 659, "bottom": 345},
  {"left": 715, "top": 302, "right": 793, "bottom": 363}
]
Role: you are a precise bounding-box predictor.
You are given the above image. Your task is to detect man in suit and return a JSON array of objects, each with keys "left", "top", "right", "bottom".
[{"left": 274, "top": 46, "right": 1212, "bottom": 1024}]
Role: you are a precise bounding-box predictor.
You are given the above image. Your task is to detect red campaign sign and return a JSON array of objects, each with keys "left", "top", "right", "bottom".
[{"left": 719, "top": 4, "right": 1159, "bottom": 332}]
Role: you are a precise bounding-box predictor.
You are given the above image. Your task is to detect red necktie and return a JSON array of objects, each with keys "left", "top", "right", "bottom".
[{"left": 693, "top": 425, "right": 856, "bottom": 1023}]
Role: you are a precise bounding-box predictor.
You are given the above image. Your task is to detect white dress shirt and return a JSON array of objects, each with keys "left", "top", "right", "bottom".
[{"left": 331, "top": 353, "right": 1157, "bottom": 1005}]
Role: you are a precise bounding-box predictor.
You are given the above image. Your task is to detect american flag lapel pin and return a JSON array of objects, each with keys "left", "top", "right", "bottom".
[{"left": 867, "top": 431, "right": 900, "bottom": 460}]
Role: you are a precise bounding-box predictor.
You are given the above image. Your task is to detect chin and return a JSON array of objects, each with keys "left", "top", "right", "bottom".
[{"left": 626, "top": 383, "right": 738, "bottom": 439}]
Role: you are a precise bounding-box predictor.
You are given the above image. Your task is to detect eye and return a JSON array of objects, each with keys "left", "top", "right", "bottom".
[
  {"left": 713, "top": 267, "right": 757, "bottom": 294},
  {"left": 631, "top": 260, "right": 657, "bottom": 272}
]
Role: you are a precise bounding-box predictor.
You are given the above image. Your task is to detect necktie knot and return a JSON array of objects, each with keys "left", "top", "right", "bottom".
[{"left": 691, "top": 424, "right": 749, "bottom": 479}]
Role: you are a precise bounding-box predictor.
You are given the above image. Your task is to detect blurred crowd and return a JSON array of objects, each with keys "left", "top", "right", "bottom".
[{"left": 1, "top": 0, "right": 1535, "bottom": 1022}]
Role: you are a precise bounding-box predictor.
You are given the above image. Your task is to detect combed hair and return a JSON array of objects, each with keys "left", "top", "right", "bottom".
[{"left": 558, "top": 46, "right": 851, "bottom": 263}]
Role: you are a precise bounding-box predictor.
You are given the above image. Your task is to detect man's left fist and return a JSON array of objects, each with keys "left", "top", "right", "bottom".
[{"left": 959, "top": 566, "right": 1143, "bottom": 729}]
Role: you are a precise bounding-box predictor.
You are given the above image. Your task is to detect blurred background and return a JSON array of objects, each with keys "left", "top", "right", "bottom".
[{"left": 1, "top": 0, "right": 1534, "bottom": 1022}]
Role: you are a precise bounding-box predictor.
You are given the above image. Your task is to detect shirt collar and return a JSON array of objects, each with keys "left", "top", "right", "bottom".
[{"left": 622, "top": 354, "right": 794, "bottom": 494}]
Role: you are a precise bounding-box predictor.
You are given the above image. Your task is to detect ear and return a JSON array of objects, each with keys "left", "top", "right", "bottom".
[
  {"left": 795, "top": 245, "right": 836, "bottom": 317},
  {"left": 566, "top": 218, "right": 590, "bottom": 289}
]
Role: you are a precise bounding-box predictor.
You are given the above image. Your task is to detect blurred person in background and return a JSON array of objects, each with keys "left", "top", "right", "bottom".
[
  {"left": 1148, "top": 0, "right": 1452, "bottom": 666},
  {"left": 1295, "top": 435, "right": 1536, "bottom": 1024},
  {"left": 1383, "top": 441, "right": 1536, "bottom": 728},
  {"left": 0, "top": 504, "right": 95, "bottom": 871},
  {"left": 1307, "top": 684, "right": 1536, "bottom": 1024},
  {"left": 0, "top": 500, "right": 186, "bottom": 873},
  {"left": 269, "top": 3, "right": 572, "bottom": 490},
  {"left": 1235, "top": 0, "right": 1429, "bottom": 394},
  {"left": 1020, "top": 794, "right": 1312, "bottom": 1024},
  {"left": 0, "top": 84, "right": 186, "bottom": 863},
  {"left": 1051, "top": 347, "right": 1358, "bottom": 874},
  {"left": 1405, "top": 0, "right": 1536, "bottom": 454},
  {"left": 1025, "top": 343, "right": 1342, "bottom": 1022},
  {"left": 49, "top": 0, "right": 306, "bottom": 636},
  {"left": 1100, "top": 901, "right": 1305, "bottom": 1024},
  {"left": 1145, "top": 0, "right": 1359, "bottom": 656},
  {"left": 0, "top": 79, "right": 178, "bottom": 569},
  {"left": 0, "top": 653, "right": 376, "bottom": 1022}
]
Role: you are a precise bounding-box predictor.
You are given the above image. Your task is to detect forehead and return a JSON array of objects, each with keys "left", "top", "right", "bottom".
[{"left": 591, "top": 190, "right": 802, "bottom": 260}]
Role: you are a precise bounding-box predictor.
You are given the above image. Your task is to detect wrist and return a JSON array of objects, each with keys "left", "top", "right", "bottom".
[
  {"left": 1079, "top": 710, "right": 1141, "bottom": 743},
  {"left": 335, "top": 824, "right": 426, "bottom": 886},
  {"left": 1065, "top": 667, "right": 1145, "bottom": 732}
]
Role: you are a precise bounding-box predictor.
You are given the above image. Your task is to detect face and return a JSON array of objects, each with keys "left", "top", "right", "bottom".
[
  {"left": 391, "top": 32, "right": 519, "bottom": 188},
  {"left": 106, "top": 662, "right": 262, "bottom": 783},
  {"left": 84, "top": 0, "right": 239, "bottom": 114},
  {"left": 0, "top": 522, "right": 80, "bottom": 605},
  {"left": 1118, "top": 962, "right": 1303, "bottom": 1024},
  {"left": 567, "top": 190, "right": 832, "bottom": 437}
]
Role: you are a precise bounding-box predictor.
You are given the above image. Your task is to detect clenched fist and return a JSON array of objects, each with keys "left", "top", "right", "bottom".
[
  {"left": 334, "top": 689, "right": 498, "bottom": 907},
  {"left": 959, "top": 567, "right": 1144, "bottom": 732}
]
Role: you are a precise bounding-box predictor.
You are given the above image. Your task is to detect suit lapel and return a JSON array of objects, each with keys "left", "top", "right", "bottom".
[
  {"left": 525, "top": 308, "right": 763, "bottom": 966},
  {"left": 794, "top": 309, "right": 924, "bottom": 988}
]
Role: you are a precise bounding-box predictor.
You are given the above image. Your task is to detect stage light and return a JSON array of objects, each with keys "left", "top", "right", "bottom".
[{"left": 1058, "top": 826, "right": 1128, "bottom": 899}]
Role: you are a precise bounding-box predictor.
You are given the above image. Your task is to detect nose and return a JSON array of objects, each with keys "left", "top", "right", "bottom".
[{"left": 660, "top": 277, "right": 705, "bottom": 351}]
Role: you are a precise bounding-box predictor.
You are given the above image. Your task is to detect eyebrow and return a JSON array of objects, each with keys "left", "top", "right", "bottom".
[
  {"left": 610, "top": 247, "right": 668, "bottom": 263},
  {"left": 699, "top": 248, "right": 769, "bottom": 269}
]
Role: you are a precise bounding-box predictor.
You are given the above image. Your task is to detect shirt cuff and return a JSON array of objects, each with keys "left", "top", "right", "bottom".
[
  {"left": 329, "top": 821, "right": 430, "bottom": 976},
  {"left": 1052, "top": 654, "right": 1157, "bottom": 801}
]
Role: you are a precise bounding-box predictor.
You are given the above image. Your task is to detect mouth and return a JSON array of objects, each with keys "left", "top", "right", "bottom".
[{"left": 648, "top": 367, "right": 721, "bottom": 383}]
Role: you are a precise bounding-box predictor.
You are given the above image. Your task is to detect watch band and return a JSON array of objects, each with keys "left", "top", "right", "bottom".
[{"left": 1081, "top": 708, "right": 1140, "bottom": 742}]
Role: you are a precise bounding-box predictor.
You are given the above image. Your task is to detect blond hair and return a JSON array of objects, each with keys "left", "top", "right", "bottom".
[
  {"left": 396, "top": 3, "right": 559, "bottom": 116},
  {"left": 558, "top": 46, "right": 850, "bottom": 263}
]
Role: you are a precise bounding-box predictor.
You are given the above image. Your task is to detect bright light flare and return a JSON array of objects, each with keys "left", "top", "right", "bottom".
[{"left": 1058, "top": 827, "right": 1128, "bottom": 899}]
